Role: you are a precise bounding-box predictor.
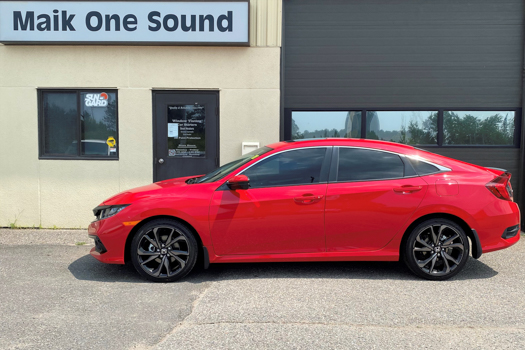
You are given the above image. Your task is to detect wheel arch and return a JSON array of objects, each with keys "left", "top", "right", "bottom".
[
  {"left": 123, "top": 215, "right": 205, "bottom": 264},
  {"left": 399, "top": 213, "right": 481, "bottom": 261}
]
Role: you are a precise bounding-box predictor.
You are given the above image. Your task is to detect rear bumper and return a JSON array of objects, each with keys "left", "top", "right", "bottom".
[
  {"left": 477, "top": 201, "right": 520, "bottom": 254},
  {"left": 88, "top": 216, "right": 133, "bottom": 264},
  {"left": 483, "top": 231, "right": 520, "bottom": 253}
]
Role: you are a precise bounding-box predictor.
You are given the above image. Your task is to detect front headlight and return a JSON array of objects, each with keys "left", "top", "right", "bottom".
[{"left": 93, "top": 205, "right": 130, "bottom": 221}]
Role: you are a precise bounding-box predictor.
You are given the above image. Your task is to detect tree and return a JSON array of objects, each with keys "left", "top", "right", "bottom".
[
  {"left": 443, "top": 112, "right": 513, "bottom": 145},
  {"left": 291, "top": 119, "right": 304, "bottom": 140}
]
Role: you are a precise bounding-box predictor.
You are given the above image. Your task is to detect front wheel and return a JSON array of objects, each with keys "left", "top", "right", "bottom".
[
  {"left": 130, "top": 219, "right": 198, "bottom": 282},
  {"left": 404, "top": 219, "right": 470, "bottom": 281}
]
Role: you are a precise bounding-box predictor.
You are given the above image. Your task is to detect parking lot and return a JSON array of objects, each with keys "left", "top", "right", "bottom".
[{"left": 1, "top": 228, "right": 524, "bottom": 350}]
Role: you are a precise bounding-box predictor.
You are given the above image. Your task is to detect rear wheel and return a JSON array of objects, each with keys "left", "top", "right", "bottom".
[
  {"left": 130, "top": 219, "right": 198, "bottom": 282},
  {"left": 404, "top": 218, "right": 469, "bottom": 280}
]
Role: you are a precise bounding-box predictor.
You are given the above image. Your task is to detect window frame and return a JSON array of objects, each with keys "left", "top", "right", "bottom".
[
  {"left": 329, "top": 146, "right": 451, "bottom": 184},
  {"left": 38, "top": 88, "right": 119, "bottom": 160},
  {"left": 284, "top": 108, "right": 522, "bottom": 148},
  {"left": 235, "top": 146, "right": 332, "bottom": 189}
]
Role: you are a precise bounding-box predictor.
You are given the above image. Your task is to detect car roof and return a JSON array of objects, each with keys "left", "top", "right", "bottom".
[
  {"left": 267, "top": 138, "right": 417, "bottom": 154},
  {"left": 266, "top": 138, "right": 493, "bottom": 174}
]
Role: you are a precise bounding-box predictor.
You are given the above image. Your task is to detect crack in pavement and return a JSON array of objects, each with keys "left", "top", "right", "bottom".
[{"left": 148, "top": 281, "right": 214, "bottom": 349}]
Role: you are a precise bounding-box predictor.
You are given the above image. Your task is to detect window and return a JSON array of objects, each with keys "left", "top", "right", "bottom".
[
  {"left": 39, "top": 90, "right": 118, "bottom": 159},
  {"left": 291, "top": 111, "right": 362, "bottom": 140},
  {"left": 366, "top": 111, "right": 437, "bottom": 145},
  {"left": 443, "top": 111, "right": 516, "bottom": 146},
  {"left": 337, "top": 148, "right": 404, "bottom": 182},
  {"left": 286, "top": 109, "right": 520, "bottom": 148},
  {"left": 407, "top": 158, "right": 439, "bottom": 176},
  {"left": 243, "top": 148, "right": 327, "bottom": 188}
]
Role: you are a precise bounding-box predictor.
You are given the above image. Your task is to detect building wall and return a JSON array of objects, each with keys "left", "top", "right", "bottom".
[{"left": 0, "top": 0, "right": 282, "bottom": 228}]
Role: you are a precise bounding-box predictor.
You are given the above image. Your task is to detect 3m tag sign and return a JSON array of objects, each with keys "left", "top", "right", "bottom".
[
  {"left": 0, "top": 1, "right": 249, "bottom": 45},
  {"left": 85, "top": 93, "right": 108, "bottom": 107}
]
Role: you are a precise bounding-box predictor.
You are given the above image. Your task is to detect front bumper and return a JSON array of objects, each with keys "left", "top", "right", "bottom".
[
  {"left": 88, "top": 234, "right": 107, "bottom": 254},
  {"left": 88, "top": 216, "right": 134, "bottom": 264}
]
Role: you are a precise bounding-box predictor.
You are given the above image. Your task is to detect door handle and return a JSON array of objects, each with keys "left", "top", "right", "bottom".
[
  {"left": 393, "top": 185, "right": 422, "bottom": 194},
  {"left": 158, "top": 158, "right": 164, "bottom": 164},
  {"left": 294, "top": 194, "right": 324, "bottom": 204}
]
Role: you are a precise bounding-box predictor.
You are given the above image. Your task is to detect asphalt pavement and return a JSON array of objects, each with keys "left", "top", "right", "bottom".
[{"left": 0, "top": 228, "right": 524, "bottom": 349}]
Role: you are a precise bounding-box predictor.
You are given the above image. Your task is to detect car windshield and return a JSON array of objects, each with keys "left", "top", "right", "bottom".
[{"left": 196, "top": 146, "right": 273, "bottom": 183}]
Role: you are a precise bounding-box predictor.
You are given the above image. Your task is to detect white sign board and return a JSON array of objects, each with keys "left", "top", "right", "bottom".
[
  {"left": 168, "top": 123, "right": 179, "bottom": 138},
  {"left": 0, "top": 1, "right": 249, "bottom": 45}
]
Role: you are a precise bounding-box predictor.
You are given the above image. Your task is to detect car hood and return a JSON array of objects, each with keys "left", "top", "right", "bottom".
[{"left": 101, "top": 175, "right": 202, "bottom": 206}]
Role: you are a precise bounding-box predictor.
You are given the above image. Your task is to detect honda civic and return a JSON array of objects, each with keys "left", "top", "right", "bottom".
[{"left": 88, "top": 139, "right": 520, "bottom": 281}]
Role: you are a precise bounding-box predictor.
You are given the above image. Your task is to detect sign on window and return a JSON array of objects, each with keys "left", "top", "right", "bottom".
[{"left": 167, "top": 105, "right": 206, "bottom": 158}]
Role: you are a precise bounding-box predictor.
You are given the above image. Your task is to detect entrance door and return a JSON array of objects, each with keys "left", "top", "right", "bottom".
[{"left": 153, "top": 91, "right": 219, "bottom": 181}]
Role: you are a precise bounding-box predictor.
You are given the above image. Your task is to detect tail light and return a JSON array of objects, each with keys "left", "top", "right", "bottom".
[{"left": 486, "top": 172, "right": 513, "bottom": 201}]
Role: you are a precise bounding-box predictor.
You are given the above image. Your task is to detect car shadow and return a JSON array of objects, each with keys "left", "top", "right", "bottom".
[
  {"left": 68, "top": 254, "right": 497, "bottom": 283},
  {"left": 68, "top": 255, "right": 147, "bottom": 283}
]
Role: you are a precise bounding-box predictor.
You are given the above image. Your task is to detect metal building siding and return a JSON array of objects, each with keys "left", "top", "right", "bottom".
[
  {"left": 283, "top": 0, "right": 523, "bottom": 198},
  {"left": 250, "top": 0, "right": 282, "bottom": 47},
  {"left": 284, "top": 0, "right": 524, "bottom": 109}
]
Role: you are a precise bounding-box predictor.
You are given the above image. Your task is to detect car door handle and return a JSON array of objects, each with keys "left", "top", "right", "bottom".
[
  {"left": 393, "top": 185, "right": 423, "bottom": 194},
  {"left": 294, "top": 194, "right": 324, "bottom": 204}
]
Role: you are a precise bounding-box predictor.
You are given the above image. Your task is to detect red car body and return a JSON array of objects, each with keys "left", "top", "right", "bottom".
[{"left": 88, "top": 139, "right": 520, "bottom": 269}]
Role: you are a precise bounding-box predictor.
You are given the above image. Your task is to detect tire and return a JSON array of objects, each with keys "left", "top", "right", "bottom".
[
  {"left": 403, "top": 218, "right": 470, "bottom": 281},
  {"left": 130, "top": 219, "right": 198, "bottom": 282}
]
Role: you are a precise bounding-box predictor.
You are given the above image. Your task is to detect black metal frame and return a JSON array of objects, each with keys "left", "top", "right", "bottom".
[
  {"left": 283, "top": 108, "right": 522, "bottom": 148},
  {"left": 37, "top": 88, "right": 119, "bottom": 160}
]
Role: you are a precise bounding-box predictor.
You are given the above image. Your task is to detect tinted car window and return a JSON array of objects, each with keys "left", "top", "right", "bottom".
[
  {"left": 337, "top": 148, "right": 404, "bottom": 181},
  {"left": 243, "top": 148, "right": 327, "bottom": 188},
  {"left": 408, "top": 158, "right": 439, "bottom": 175},
  {"left": 197, "top": 147, "right": 272, "bottom": 183}
]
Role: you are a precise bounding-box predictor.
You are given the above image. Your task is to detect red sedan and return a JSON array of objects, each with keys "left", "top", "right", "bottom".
[{"left": 88, "top": 139, "right": 520, "bottom": 281}]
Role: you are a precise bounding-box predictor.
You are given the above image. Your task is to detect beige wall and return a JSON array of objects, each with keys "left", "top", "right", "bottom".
[{"left": 0, "top": 0, "right": 282, "bottom": 228}]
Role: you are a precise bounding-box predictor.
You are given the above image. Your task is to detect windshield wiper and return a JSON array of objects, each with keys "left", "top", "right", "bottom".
[
  {"left": 197, "top": 171, "right": 223, "bottom": 183},
  {"left": 185, "top": 177, "right": 201, "bottom": 184}
]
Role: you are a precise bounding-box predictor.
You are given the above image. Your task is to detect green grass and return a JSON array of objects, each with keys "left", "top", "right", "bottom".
[
  {"left": 7, "top": 210, "right": 24, "bottom": 229},
  {"left": 75, "top": 241, "right": 87, "bottom": 246}
]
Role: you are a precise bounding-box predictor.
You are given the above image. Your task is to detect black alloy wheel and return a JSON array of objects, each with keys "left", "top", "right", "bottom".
[
  {"left": 404, "top": 219, "right": 469, "bottom": 280},
  {"left": 131, "top": 219, "right": 198, "bottom": 282}
]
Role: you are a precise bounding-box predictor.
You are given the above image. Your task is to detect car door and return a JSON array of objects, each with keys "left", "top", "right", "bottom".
[
  {"left": 209, "top": 147, "right": 331, "bottom": 255},
  {"left": 325, "top": 147, "right": 427, "bottom": 252}
]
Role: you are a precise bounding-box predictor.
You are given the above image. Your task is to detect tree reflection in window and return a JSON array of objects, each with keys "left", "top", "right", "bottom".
[
  {"left": 291, "top": 111, "right": 361, "bottom": 140},
  {"left": 366, "top": 111, "right": 438, "bottom": 145},
  {"left": 290, "top": 110, "right": 517, "bottom": 147},
  {"left": 43, "top": 93, "right": 78, "bottom": 155},
  {"left": 443, "top": 111, "right": 515, "bottom": 145}
]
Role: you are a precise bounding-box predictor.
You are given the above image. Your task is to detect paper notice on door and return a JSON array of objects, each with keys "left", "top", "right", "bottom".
[{"left": 168, "top": 123, "right": 179, "bottom": 138}]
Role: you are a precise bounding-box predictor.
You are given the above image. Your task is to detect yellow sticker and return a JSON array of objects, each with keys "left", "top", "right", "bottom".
[
  {"left": 251, "top": 155, "right": 259, "bottom": 159},
  {"left": 106, "top": 136, "right": 116, "bottom": 148}
]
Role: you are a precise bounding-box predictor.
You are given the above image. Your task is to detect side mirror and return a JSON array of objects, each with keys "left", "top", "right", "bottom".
[{"left": 227, "top": 174, "right": 250, "bottom": 190}]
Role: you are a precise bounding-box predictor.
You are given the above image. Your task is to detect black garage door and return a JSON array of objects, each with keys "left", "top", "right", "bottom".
[{"left": 283, "top": 0, "right": 524, "bottom": 198}]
